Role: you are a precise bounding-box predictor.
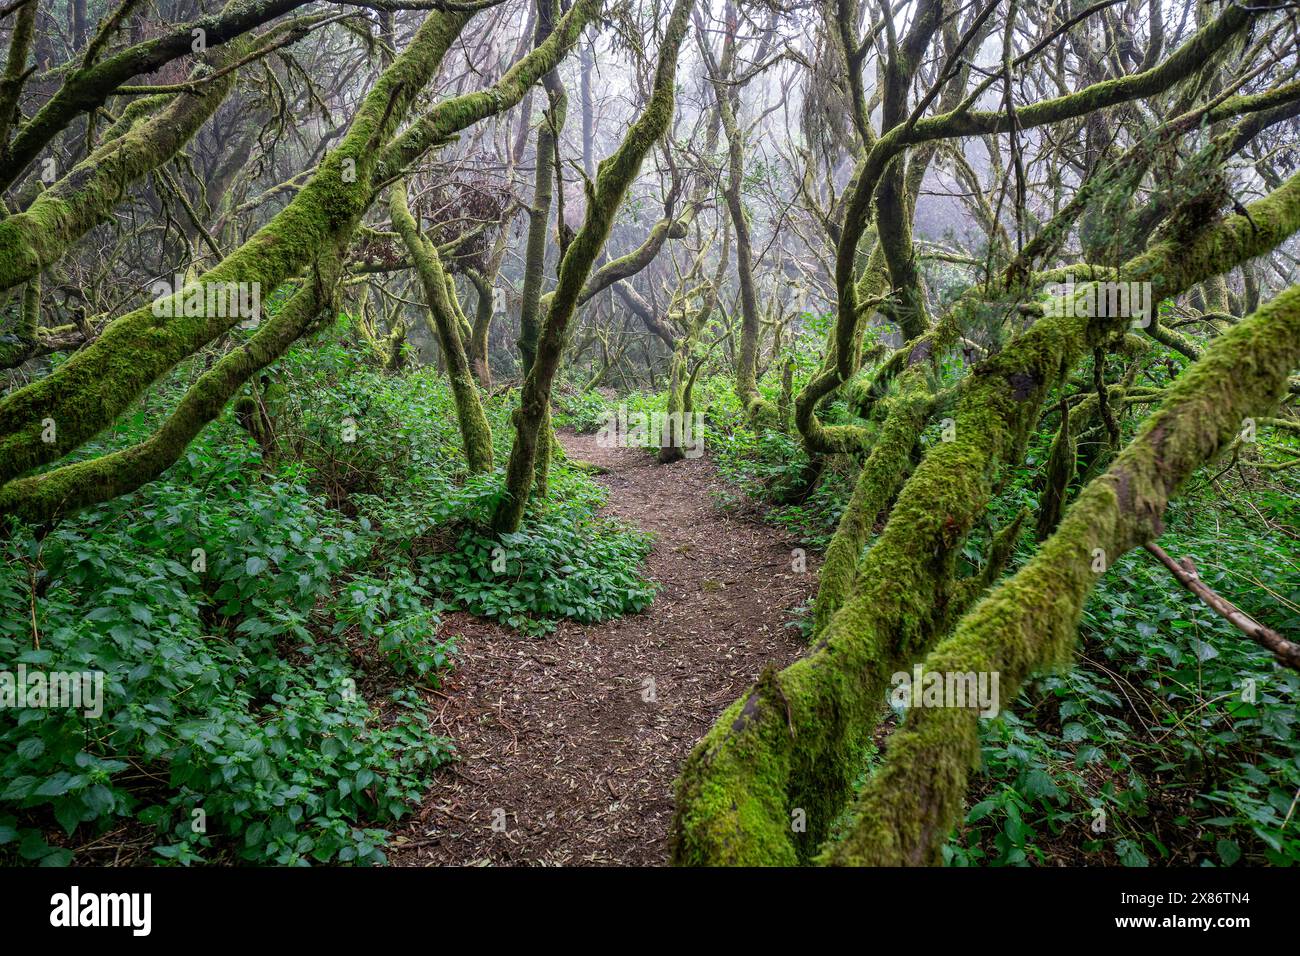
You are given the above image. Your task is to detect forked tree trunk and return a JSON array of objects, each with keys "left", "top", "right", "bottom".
[{"left": 492, "top": 0, "right": 696, "bottom": 533}]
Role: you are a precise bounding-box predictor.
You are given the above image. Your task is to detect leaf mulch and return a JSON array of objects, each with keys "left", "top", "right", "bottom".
[{"left": 390, "top": 430, "right": 816, "bottom": 865}]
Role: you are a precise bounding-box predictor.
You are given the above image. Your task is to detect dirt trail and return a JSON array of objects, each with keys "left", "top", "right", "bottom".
[{"left": 391, "top": 430, "right": 814, "bottom": 865}]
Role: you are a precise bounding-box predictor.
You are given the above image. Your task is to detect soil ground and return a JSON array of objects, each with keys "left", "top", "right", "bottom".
[{"left": 390, "top": 430, "right": 815, "bottom": 865}]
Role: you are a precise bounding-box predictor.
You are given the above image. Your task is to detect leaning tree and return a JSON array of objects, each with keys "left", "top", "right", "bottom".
[{"left": 671, "top": 0, "right": 1300, "bottom": 866}]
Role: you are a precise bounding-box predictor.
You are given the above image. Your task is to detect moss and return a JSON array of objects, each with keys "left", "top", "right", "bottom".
[
  {"left": 704, "top": 17, "right": 765, "bottom": 420},
  {"left": 0, "top": 275, "right": 40, "bottom": 369},
  {"left": 824, "top": 282, "right": 1300, "bottom": 866},
  {"left": 819, "top": 0, "right": 1255, "bottom": 357},
  {"left": 375, "top": 0, "right": 599, "bottom": 180},
  {"left": 465, "top": 269, "right": 494, "bottom": 388},
  {"left": 580, "top": 215, "right": 690, "bottom": 307},
  {"left": 492, "top": 0, "right": 694, "bottom": 534},
  {"left": 674, "top": 393, "right": 1008, "bottom": 866},
  {"left": 0, "top": 249, "right": 343, "bottom": 520},
  {"left": 811, "top": 380, "right": 933, "bottom": 637},
  {"left": 0, "top": 0, "right": 37, "bottom": 145},
  {"left": 812, "top": 302, "right": 969, "bottom": 635},
  {"left": 0, "top": 45, "right": 243, "bottom": 294},
  {"left": 1034, "top": 401, "right": 1076, "bottom": 541},
  {"left": 389, "top": 179, "right": 492, "bottom": 473},
  {"left": 672, "top": 162, "right": 1300, "bottom": 868},
  {"left": 660, "top": 351, "right": 689, "bottom": 465},
  {"left": 516, "top": 2, "right": 564, "bottom": 384},
  {"left": 0, "top": 10, "right": 472, "bottom": 486},
  {"left": 791, "top": 246, "right": 891, "bottom": 462},
  {"left": 0, "top": 0, "right": 317, "bottom": 192}
]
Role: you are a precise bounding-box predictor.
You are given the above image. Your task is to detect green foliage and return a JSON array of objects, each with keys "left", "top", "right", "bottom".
[
  {"left": 553, "top": 388, "right": 611, "bottom": 434},
  {"left": 948, "top": 512, "right": 1299, "bottom": 867},
  {"left": 420, "top": 489, "right": 656, "bottom": 635},
  {"left": 935, "top": 357, "right": 1300, "bottom": 867},
  {"left": 0, "top": 440, "right": 452, "bottom": 866},
  {"left": 703, "top": 346, "right": 868, "bottom": 548},
  {"left": 674, "top": 311, "right": 1298, "bottom": 867},
  {"left": 712, "top": 422, "right": 854, "bottom": 548},
  {"left": 1, "top": 321, "right": 656, "bottom": 865}
]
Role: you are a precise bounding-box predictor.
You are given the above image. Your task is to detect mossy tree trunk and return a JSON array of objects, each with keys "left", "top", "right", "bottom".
[
  {"left": 466, "top": 268, "right": 496, "bottom": 388},
  {"left": 390, "top": 178, "right": 493, "bottom": 474},
  {"left": 660, "top": 219, "right": 728, "bottom": 464},
  {"left": 0, "top": 0, "right": 316, "bottom": 191},
  {"left": 492, "top": 0, "right": 696, "bottom": 533},
  {"left": 0, "top": 1, "right": 599, "bottom": 508},
  {"left": 827, "top": 281, "right": 1300, "bottom": 865},
  {"left": 671, "top": 155, "right": 1300, "bottom": 866},
  {"left": 697, "top": 3, "right": 773, "bottom": 423}
]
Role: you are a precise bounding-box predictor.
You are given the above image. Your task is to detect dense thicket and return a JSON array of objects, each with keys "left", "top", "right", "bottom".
[{"left": 1, "top": 0, "right": 1297, "bottom": 866}]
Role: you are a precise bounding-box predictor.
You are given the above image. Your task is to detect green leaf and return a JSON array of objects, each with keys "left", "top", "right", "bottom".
[
  {"left": 83, "top": 784, "right": 115, "bottom": 816},
  {"left": 1021, "top": 769, "right": 1061, "bottom": 801},
  {"left": 34, "top": 773, "right": 79, "bottom": 798},
  {"left": 55, "top": 798, "right": 84, "bottom": 835},
  {"left": 1216, "top": 838, "right": 1241, "bottom": 866},
  {"left": 1115, "top": 838, "right": 1149, "bottom": 867}
]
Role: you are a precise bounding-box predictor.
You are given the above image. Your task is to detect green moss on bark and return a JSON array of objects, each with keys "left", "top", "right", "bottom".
[
  {"left": 390, "top": 179, "right": 493, "bottom": 473},
  {"left": 827, "top": 281, "right": 1300, "bottom": 865},
  {"left": 1034, "top": 401, "right": 1076, "bottom": 541},
  {"left": 0, "top": 46, "right": 244, "bottom": 294},
  {"left": 0, "top": 10, "right": 472, "bottom": 486},
  {"left": 493, "top": 0, "right": 695, "bottom": 534},
  {"left": 672, "top": 162, "right": 1300, "bottom": 868},
  {"left": 0, "top": 250, "right": 343, "bottom": 520}
]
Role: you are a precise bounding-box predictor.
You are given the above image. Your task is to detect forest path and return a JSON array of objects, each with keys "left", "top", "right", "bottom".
[{"left": 391, "top": 429, "right": 814, "bottom": 865}]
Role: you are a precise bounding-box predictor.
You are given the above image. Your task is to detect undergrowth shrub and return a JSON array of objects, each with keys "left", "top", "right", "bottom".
[
  {"left": 947, "top": 518, "right": 1299, "bottom": 867},
  {"left": 0, "top": 439, "right": 453, "bottom": 866},
  {"left": 1, "top": 316, "right": 656, "bottom": 865},
  {"left": 553, "top": 387, "right": 612, "bottom": 433},
  {"left": 419, "top": 472, "right": 656, "bottom": 636},
  {"left": 664, "top": 324, "right": 1299, "bottom": 867}
]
